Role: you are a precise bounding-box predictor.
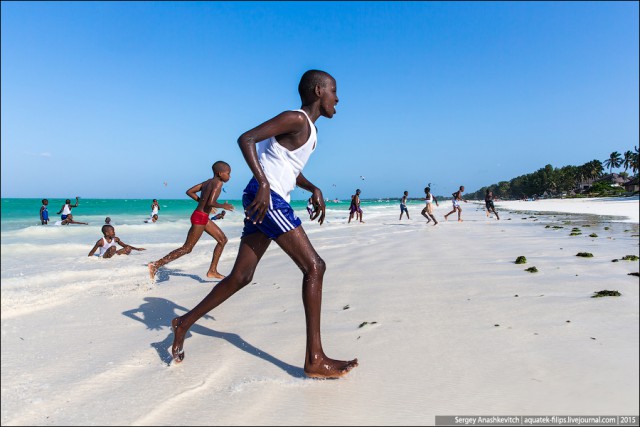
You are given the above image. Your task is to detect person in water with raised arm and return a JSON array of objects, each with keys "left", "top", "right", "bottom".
[{"left": 169, "top": 70, "right": 358, "bottom": 379}]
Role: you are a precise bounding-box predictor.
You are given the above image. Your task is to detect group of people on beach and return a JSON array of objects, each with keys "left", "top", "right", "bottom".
[
  {"left": 342, "top": 185, "right": 500, "bottom": 226},
  {"left": 39, "top": 70, "right": 507, "bottom": 380},
  {"left": 47, "top": 70, "right": 358, "bottom": 379}
]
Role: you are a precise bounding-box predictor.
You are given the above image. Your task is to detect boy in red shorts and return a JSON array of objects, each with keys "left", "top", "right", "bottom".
[{"left": 148, "top": 161, "right": 234, "bottom": 281}]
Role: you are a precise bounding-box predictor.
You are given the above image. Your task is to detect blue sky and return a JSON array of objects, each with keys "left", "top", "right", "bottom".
[{"left": 2, "top": 1, "right": 638, "bottom": 200}]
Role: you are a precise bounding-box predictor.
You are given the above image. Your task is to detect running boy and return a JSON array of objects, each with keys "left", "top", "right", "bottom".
[
  {"left": 444, "top": 186, "right": 468, "bottom": 222},
  {"left": 88, "top": 225, "right": 145, "bottom": 258},
  {"left": 148, "top": 161, "right": 234, "bottom": 280},
  {"left": 169, "top": 70, "right": 358, "bottom": 379},
  {"left": 399, "top": 191, "right": 410, "bottom": 220},
  {"left": 421, "top": 187, "right": 439, "bottom": 225},
  {"left": 485, "top": 189, "right": 500, "bottom": 220}
]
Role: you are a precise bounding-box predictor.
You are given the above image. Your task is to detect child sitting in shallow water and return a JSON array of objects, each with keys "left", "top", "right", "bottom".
[{"left": 88, "top": 225, "right": 145, "bottom": 258}]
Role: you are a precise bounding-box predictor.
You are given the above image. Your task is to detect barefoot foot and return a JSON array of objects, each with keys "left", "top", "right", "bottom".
[
  {"left": 304, "top": 357, "right": 359, "bottom": 379},
  {"left": 148, "top": 263, "right": 158, "bottom": 281},
  {"left": 171, "top": 317, "right": 187, "bottom": 364},
  {"left": 206, "top": 271, "right": 226, "bottom": 279}
]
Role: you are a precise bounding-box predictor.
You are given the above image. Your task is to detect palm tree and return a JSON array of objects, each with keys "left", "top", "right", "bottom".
[
  {"left": 622, "top": 150, "right": 633, "bottom": 173},
  {"left": 603, "top": 151, "right": 622, "bottom": 174},
  {"left": 631, "top": 146, "right": 639, "bottom": 177}
]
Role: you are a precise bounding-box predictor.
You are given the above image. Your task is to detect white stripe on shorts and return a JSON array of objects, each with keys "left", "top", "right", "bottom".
[{"left": 270, "top": 209, "right": 295, "bottom": 232}]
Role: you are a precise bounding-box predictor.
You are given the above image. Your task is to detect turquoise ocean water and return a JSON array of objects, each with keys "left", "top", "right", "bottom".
[{"left": 1, "top": 197, "right": 403, "bottom": 232}]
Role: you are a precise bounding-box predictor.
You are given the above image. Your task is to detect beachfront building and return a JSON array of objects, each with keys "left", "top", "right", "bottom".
[
  {"left": 624, "top": 177, "right": 639, "bottom": 193},
  {"left": 577, "top": 173, "right": 626, "bottom": 192}
]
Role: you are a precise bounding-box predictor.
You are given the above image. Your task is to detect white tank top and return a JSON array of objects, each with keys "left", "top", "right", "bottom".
[
  {"left": 62, "top": 204, "right": 71, "bottom": 215},
  {"left": 256, "top": 109, "right": 317, "bottom": 202},
  {"left": 99, "top": 237, "right": 118, "bottom": 257},
  {"left": 426, "top": 194, "right": 433, "bottom": 204}
]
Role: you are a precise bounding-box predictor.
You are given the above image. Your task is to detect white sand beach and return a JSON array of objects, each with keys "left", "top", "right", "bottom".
[{"left": 1, "top": 197, "right": 639, "bottom": 425}]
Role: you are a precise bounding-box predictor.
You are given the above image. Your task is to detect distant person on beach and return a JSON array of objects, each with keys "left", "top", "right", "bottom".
[
  {"left": 148, "top": 161, "right": 234, "bottom": 280},
  {"left": 169, "top": 70, "right": 358, "bottom": 379},
  {"left": 88, "top": 224, "right": 145, "bottom": 258},
  {"left": 55, "top": 214, "right": 88, "bottom": 225},
  {"left": 421, "top": 187, "right": 439, "bottom": 225},
  {"left": 444, "top": 186, "right": 468, "bottom": 222},
  {"left": 40, "top": 199, "right": 49, "bottom": 225},
  {"left": 210, "top": 210, "right": 226, "bottom": 221},
  {"left": 485, "top": 189, "right": 500, "bottom": 220},
  {"left": 399, "top": 191, "right": 410, "bottom": 220},
  {"left": 348, "top": 189, "right": 364, "bottom": 223},
  {"left": 307, "top": 197, "right": 314, "bottom": 218},
  {"left": 151, "top": 199, "right": 160, "bottom": 218},
  {"left": 57, "top": 197, "right": 79, "bottom": 220},
  {"left": 144, "top": 214, "right": 159, "bottom": 223}
]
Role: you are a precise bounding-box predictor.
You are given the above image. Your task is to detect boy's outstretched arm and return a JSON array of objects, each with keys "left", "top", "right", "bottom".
[
  {"left": 296, "top": 172, "right": 325, "bottom": 224},
  {"left": 116, "top": 237, "right": 145, "bottom": 251},
  {"left": 238, "top": 111, "right": 306, "bottom": 223}
]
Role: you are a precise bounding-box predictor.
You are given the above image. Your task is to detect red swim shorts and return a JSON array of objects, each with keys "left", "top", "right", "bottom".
[{"left": 190, "top": 210, "right": 209, "bottom": 225}]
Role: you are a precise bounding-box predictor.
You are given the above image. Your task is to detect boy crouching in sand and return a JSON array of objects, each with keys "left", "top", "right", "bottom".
[
  {"left": 88, "top": 225, "right": 145, "bottom": 258},
  {"left": 148, "top": 161, "right": 234, "bottom": 280}
]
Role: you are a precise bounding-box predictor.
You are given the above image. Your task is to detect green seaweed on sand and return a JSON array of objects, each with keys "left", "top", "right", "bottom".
[
  {"left": 576, "top": 252, "right": 593, "bottom": 258},
  {"left": 589, "top": 233, "right": 598, "bottom": 238},
  {"left": 358, "top": 321, "right": 378, "bottom": 328},
  {"left": 621, "top": 255, "right": 639, "bottom": 261},
  {"left": 525, "top": 266, "right": 538, "bottom": 273},
  {"left": 591, "top": 290, "right": 621, "bottom": 298},
  {"left": 515, "top": 256, "right": 527, "bottom": 264}
]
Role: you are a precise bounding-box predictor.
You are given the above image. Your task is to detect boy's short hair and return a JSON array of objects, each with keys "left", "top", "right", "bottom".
[
  {"left": 425, "top": 187, "right": 430, "bottom": 192},
  {"left": 298, "top": 70, "right": 332, "bottom": 102},
  {"left": 212, "top": 161, "right": 230, "bottom": 174},
  {"left": 101, "top": 224, "right": 114, "bottom": 234},
  {"left": 42, "top": 199, "right": 47, "bottom": 203}
]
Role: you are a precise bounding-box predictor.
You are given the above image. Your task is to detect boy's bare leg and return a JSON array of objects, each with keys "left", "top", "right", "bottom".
[
  {"left": 421, "top": 208, "right": 430, "bottom": 222},
  {"left": 116, "top": 246, "right": 132, "bottom": 256},
  {"left": 103, "top": 246, "right": 117, "bottom": 259},
  {"left": 275, "top": 226, "right": 358, "bottom": 379},
  {"left": 430, "top": 214, "right": 438, "bottom": 225},
  {"left": 171, "top": 232, "right": 272, "bottom": 363},
  {"left": 148, "top": 225, "right": 205, "bottom": 280},
  {"left": 457, "top": 207, "right": 463, "bottom": 222},
  {"left": 203, "top": 221, "right": 228, "bottom": 279}
]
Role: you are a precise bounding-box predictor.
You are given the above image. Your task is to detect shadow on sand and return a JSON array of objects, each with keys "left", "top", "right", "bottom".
[{"left": 122, "top": 297, "right": 305, "bottom": 378}]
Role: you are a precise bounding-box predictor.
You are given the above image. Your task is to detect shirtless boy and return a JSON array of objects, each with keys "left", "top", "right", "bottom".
[{"left": 148, "top": 161, "right": 234, "bottom": 280}]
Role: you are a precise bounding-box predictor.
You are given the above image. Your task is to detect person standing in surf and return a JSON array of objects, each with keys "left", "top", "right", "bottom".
[{"left": 169, "top": 70, "right": 358, "bottom": 379}]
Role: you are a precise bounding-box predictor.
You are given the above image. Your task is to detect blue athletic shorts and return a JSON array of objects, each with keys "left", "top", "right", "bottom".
[{"left": 241, "top": 178, "right": 301, "bottom": 240}]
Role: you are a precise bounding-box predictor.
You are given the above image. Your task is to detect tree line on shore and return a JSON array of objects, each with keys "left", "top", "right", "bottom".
[{"left": 467, "top": 147, "right": 639, "bottom": 200}]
